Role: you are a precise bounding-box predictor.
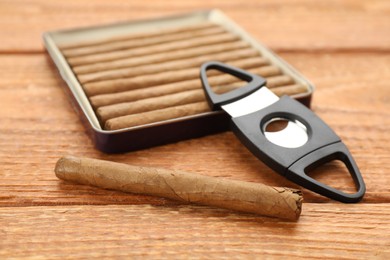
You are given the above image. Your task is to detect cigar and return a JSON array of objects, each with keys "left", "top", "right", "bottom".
[
  {"left": 68, "top": 33, "right": 240, "bottom": 66},
  {"left": 63, "top": 26, "right": 226, "bottom": 58},
  {"left": 105, "top": 101, "right": 210, "bottom": 130},
  {"left": 89, "top": 73, "right": 295, "bottom": 108},
  {"left": 78, "top": 48, "right": 260, "bottom": 84},
  {"left": 59, "top": 21, "right": 217, "bottom": 50},
  {"left": 271, "top": 84, "right": 309, "bottom": 97},
  {"left": 267, "top": 75, "right": 296, "bottom": 88},
  {"left": 211, "top": 83, "right": 308, "bottom": 98},
  {"left": 83, "top": 58, "right": 280, "bottom": 96},
  {"left": 97, "top": 85, "right": 239, "bottom": 124},
  {"left": 55, "top": 156, "right": 303, "bottom": 220},
  {"left": 73, "top": 41, "right": 249, "bottom": 74}
]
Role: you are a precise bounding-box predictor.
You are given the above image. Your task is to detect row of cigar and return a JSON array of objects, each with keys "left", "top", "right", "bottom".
[{"left": 60, "top": 22, "right": 308, "bottom": 130}]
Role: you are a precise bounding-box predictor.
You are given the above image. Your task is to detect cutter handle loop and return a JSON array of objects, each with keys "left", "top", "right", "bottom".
[
  {"left": 288, "top": 142, "right": 366, "bottom": 203},
  {"left": 200, "top": 61, "right": 266, "bottom": 110}
]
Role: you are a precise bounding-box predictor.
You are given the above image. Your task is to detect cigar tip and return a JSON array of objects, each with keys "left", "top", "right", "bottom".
[
  {"left": 293, "top": 189, "right": 304, "bottom": 220},
  {"left": 281, "top": 188, "right": 303, "bottom": 221},
  {"left": 104, "top": 120, "right": 115, "bottom": 130},
  {"left": 54, "top": 156, "right": 80, "bottom": 180},
  {"left": 272, "top": 186, "right": 303, "bottom": 220},
  {"left": 95, "top": 107, "right": 106, "bottom": 124}
]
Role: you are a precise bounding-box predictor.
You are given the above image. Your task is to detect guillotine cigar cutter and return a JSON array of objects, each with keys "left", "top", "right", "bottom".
[{"left": 200, "top": 61, "right": 365, "bottom": 203}]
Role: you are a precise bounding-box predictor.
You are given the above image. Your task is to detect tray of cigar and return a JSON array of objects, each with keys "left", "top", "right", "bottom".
[{"left": 43, "top": 9, "right": 314, "bottom": 153}]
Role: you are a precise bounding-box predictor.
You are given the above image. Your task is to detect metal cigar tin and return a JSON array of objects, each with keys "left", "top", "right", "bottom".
[{"left": 43, "top": 9, "right": 314, "bottom": 153}]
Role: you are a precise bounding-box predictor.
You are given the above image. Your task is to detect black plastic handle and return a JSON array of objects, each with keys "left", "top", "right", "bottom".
[
  {"left": 230, "top": 96, "right": 365, "bottom": 203},
  {"left": 200, "top": 61, "right": 266, "bottom": 110},
  {"left": 200, "top": 61, "right": 366, "bottom": 203},
  {"left": 288, "top": 142, "right": 366, "bottom": 203}
]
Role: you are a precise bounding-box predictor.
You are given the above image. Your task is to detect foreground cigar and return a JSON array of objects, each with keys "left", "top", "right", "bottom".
[{"left": 55, "top": 156, "right": 303, "bottom": 220}]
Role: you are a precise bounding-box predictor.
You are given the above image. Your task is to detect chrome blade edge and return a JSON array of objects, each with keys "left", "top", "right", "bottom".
[{"left": 221, "top": 87, "right": 279, "bottom": 118}]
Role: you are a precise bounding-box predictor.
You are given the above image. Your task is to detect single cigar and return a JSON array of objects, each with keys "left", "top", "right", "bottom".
[
  {"left": 83, "top": 59, "right": 280, "bottom": 96},
  {"left": 271, "top": 84, "right": 309, "bottom": 97},
  {"left": 63, "top": 26, "right": 226, "bottom": 58},
  {"left": 73, "top": 41, "right": 249, "bottom": 74},
  {"left": 68, "top": 33, "right": 240, "bottom": 66},
  {"left": 59, "top": 21, "right": 217, "bottom": 50},
  {"left": 55, "top": 156, "right": 303, "bottom": 220},
  {"left": 105, "top": 101, "right": 210, "bottom": 130},
  {"left": 220, "top": 83, "right": 308, "bottom": 95},
  {"left": 97, "top": 85, "right": 239, "bottom": 124},
  {"left": 267, "top": 75, "right": 295, "bottom": 88},
  {"left": 78, "top": 48, "right": 260, "bottom": 84},
  {"left": 89, "top": 72, "right": 294, "bottom": 108}
]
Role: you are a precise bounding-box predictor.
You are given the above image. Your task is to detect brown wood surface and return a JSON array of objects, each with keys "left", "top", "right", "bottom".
[{"left": 0, "top": 0, "right": 389, "bottom": 258}]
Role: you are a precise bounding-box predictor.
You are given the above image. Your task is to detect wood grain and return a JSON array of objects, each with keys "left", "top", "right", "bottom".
[
  {"left": 0, "top": 205, "right": 389, "bottom": 258},
  {"left": 0, "top": 0, "right": 390, "bottom": 258},
  {"left": 0, "top": 0, "right": 389, "bottom": 52},
  {"left": 0, "top": 52, "right": 389, "bottom": 206}
]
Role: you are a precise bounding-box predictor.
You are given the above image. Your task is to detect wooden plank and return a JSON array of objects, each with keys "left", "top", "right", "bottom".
[
  {"left": 0, "top": 1, "right": 389, "bottom": 259},
  {"left": 0, "top": 52, "right": 389, "bottom": 206},
  {"left": 0, "top": 0, "right": 389, "bottom": 52},
  {"left": 0, "top": 204, "right": 389, "bottom": 258}
]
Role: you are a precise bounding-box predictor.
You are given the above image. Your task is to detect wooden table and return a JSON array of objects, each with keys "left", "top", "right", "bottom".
[{"left": 1, "top": 0, "right": 389, "bottom": 258}]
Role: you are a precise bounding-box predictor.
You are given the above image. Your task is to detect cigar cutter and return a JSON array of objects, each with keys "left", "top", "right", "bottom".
[{"left": 200, "top": 61, "right": 365, "bottom": 203}]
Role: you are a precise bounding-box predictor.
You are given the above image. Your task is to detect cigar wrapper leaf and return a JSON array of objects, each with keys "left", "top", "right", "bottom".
[{"left": 55, "top": 156, "right": 303, "bottom": 220}]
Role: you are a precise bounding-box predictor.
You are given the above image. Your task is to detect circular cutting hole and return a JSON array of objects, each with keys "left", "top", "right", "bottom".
[
  {"left": 264, "top": 118, "right": 289, "bottom": 132},
  {"left": 263, "top": 117, "right": 308, "bottom": 148}
]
